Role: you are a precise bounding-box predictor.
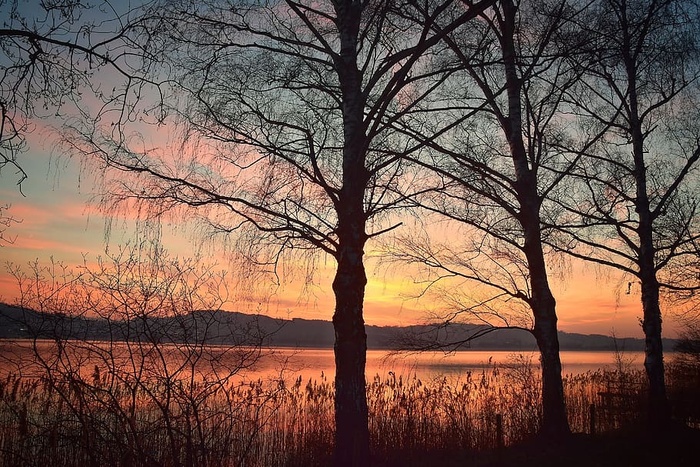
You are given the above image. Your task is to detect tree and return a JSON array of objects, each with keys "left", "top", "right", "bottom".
[
  {"left": 66, "top": 1, "right": 495, "bottom": 464},
  {"left": 674, "top": 320, "right": 700, "bottom": 365},
  {"left": 554, "top": 0, "right": 700, "bottom": 426},
  {"left": 0, "top": 0, "right": 147, "bottom": 188},
  {"left": 4, "top": 245, "right": 273, "bottom": 466},
  {"left": 385, "top": 0, "right": 582, "bottom": 437},
  {"left": 667, "top": 315, "right": 700, "bottom": 424},
  {"left": 0, "top": 203, "right": 18, "bottom": 244}
]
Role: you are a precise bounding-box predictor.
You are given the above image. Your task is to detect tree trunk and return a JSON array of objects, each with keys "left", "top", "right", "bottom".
[
  {"left": 500, "top": 0, "right": 570, "bottom": 438},
  {"left": 635, "top": 145, "right": 671, "bottom": 426},
  {"left": 332, "top": 155, "right": 370, "bottom": 465},
  {"left": 625, "top": 36, "right": 671, "bottom": 426},
  {"left": 522, "top": 195, "right": 570, "bottom": 437},
  {"left": 531, "top": 294, "right": 570, "bottom": 438},
  {"left": 333, "top": 2, "right": 371, "bottom": 464},
  {"left": 640, "top": 272, "right": 670, "bottom": 426},
  {"left": 332, "top": 242, "right": 369, "bottom": 467}
]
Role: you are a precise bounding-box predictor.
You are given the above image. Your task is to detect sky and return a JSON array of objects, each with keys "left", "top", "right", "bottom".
[
  {"left": 0, "top": 0, "right": 688, "bottom": 340},
  {"left": 0, "top": 125, "right": 678, "bottom": 339}
]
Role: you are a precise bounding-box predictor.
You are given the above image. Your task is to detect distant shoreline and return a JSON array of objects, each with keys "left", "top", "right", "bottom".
[
  {"left": 0, "top": 303, "right": 676, "bottom": 352},
  {"left": 0, "top": 337, "right": 663, "bottom": 353}
]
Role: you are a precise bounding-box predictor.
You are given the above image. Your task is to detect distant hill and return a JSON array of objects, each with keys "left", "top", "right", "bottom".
[{"left": 0, "top": 302, "right": 671, "bottom": 351}]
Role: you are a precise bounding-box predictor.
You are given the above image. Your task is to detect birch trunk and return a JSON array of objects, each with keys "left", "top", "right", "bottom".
[
  {"left": 625, "top": 35, "right": 671, "bottom": 425},
  {"left": 332, "top": 2, "right": 371, "bottom": 464},
  {"left": 501, "top": 0, "right": 570, "bottom": 437}
]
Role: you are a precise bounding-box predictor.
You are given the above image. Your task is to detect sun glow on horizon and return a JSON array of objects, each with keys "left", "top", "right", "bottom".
[{"left": 0, "top": 135, "right": 690, "bottom": 340}]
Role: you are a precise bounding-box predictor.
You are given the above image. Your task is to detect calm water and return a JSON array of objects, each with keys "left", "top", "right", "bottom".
[
  {"left": 0, "top": 340, "right": 648, "bottom": 382},
  {"left": 250, "top": 348, "right": 647, "bottom": 382}
]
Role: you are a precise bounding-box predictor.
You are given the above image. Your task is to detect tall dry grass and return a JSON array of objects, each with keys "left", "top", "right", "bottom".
[{"left": 0, "top": 353, "right": 667, "bottom": 467}]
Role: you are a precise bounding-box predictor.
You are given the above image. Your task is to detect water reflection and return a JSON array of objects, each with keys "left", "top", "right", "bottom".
[
  {"left": 0, "top": 340, "right": 647, "bottom": 383},
  {"left": 252, "top": 348, "right": 646, "bottom": 382}
]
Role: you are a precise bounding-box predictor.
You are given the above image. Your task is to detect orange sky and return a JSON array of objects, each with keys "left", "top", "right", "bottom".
[{"left": 0, "top": 129, "right": 683, "bottom": 339}]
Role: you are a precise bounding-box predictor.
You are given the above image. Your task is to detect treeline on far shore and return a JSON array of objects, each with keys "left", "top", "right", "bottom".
[{"left": 0, "top": 303, "right": 671, "bottom": 352}]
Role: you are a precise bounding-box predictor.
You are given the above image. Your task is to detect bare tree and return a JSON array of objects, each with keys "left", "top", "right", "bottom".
[
  {"left": 380, "top": 224, "right": 536, "bottom": 348},
  {"left": 65, "top": 1, "right": 495, "bottom": 464},
  {"left": 0, "top": 0, "right": 151, "bottom": 188},
  {"left": 385, "top": 0, "right": 584, "bottom": 437},
  {"left": 674, "top": 319, "right": 700, "bottom": 365},
  {"left": 0, "top": 203, "right": 18, "bottom": 244},
  {"left": 4, "top": 244, "right": 272, "bottom": 466},
  {"left": 553, "top": 0, "right": 700, "bottom": 426}
]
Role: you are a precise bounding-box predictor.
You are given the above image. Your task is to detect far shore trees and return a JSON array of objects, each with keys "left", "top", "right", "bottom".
[{"left": 66, "top": 1, "right": 494, "bottom": 464}]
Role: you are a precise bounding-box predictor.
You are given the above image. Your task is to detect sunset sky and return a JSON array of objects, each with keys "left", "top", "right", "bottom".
[
  {"left": 0, "top": 126, "right": 674, "bottom": 339},
  {"left": 0, "top": 0, "right": 684, "bottom": 339}
]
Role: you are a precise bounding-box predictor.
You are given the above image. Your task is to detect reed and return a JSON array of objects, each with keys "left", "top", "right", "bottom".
[{"left": 0, "top": 353, "right": 669, "bottom": 467}]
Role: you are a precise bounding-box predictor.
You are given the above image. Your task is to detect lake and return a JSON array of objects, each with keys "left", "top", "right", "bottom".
[
  {"left": 255, "top": 348, "right": 648, "bottom": 382},
  {"left": 0, "top": 340, "right": 650, "bottom": 383}
]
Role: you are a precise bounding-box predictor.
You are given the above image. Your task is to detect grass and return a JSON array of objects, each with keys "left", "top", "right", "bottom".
[{"left": 1, "top": 352, "right": 698, "bottom": 466}]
